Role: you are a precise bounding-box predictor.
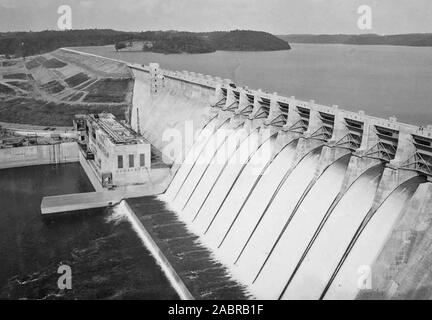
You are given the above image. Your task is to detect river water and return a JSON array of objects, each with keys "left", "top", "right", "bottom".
[
  {"left": 0, "top": 163, "right": 178, "bottom": 299},
  {"left": 76, "top": 43, "right": 432, "bottom": 126}
]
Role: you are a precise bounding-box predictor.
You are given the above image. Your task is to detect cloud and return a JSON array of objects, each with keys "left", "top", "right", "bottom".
[
  {"left": 79, "top": 1, "right": 95, "bottom": 9},
  {"left": 0, "top": 0, "right": 431, "bottom": 34}
]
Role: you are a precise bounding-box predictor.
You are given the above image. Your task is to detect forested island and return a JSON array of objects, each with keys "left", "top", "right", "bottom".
[
  {"left": 0, "top": 29, "right": 291, "bottom": 57},
  {"left": 278, "top": 33, "right": 432, "bottom": 47}
]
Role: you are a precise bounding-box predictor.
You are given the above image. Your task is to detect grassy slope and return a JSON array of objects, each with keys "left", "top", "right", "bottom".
[{"left": 0, "top": 50, "right": 133, "bottom": 126}]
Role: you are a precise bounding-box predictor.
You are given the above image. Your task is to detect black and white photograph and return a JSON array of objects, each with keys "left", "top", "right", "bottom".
[{"left": 0, "top": 0, "right": 431, "bottom": 307}]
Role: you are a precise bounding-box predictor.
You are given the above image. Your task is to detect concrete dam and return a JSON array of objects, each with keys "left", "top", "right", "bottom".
[{"left": 79, "top": 51, "right": 432, "bottom": 299}]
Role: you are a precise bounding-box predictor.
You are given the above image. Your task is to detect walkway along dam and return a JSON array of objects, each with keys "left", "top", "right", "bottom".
[{"left": 57, "top": 49, "right": 432, "bottom": 299}]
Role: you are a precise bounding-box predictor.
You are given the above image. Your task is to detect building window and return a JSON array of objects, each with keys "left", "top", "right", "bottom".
[
  {"left": 118, "top": 155, "right": 123, "bottom": 169},
  {"left": 140, "top": 154, "right": 145, "bottom": 167},
  {"left": 129, "top": 154, "right": 134, "bottom": 168}
]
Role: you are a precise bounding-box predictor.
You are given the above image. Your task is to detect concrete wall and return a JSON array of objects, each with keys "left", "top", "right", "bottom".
[
  {"left": 130, "top": 65, "right": 216, "bottom": 165},
  {"left": 0, "top": 142, "right": 78, "bottom": 169},
  {"left": 78, "top": 150, "right": 104, "bottom": 192},
  {"left": 111, "top": 143, "right": 151, "bottom": 186},
  {"left": 358, "top": 182, "right": 432, "bottom": 299}
]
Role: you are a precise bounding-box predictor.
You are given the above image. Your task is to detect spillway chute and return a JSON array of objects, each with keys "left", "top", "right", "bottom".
[
  {"left": 208, "top": 137, "right": 299, "bottom": 250},
  {"left": 165, "top": 116, "right": 231, "bottom": 201},
  {"left": 250, "top": 153, "right": 352, "bottom": 298},
  {"left": 322, "top": 175, "right": 426, "bottom": 300},
  {"left": 280, "top": 164, "right": 385, "bottom": 300},
  {"left": 181, "top": 126, "right": 258, "bottom": 221},
  {"left": 171, "top": 120, "right": 244, "bottom": 211},
  {"left": 234, "top": 147, "right": 323, "bottom": 284}
]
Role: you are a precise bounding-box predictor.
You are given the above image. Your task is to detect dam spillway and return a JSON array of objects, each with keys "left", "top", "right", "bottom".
[
  {"left": 60, "top": 50, "right": 432, "bottom": 299},
  {"left": 124, "top": 58, "right": 432, "bottom": 299}
]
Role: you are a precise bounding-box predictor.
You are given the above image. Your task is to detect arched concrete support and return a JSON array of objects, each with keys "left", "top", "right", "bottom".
[
  {"left": 338, "top": 155, "right": 382, "bottom": 195},
  {"left": 235, "top": 89, "right": 250, "bottom": 115},
  {"left": 356, "top": 113, "right": 371, "bottom": 151},
  {"left": 391, "top": 127, "right": 417, "bottom": 165},
  {"left": 371, "top": 166, "right": 420, "bottom": 211},
  {"left": 303, "top": 100, "right": 322, "bottom": 138},
  {"left": 212, "top": 84, "right": 225, "bottom": 107},
  {"left": 264, "top": 93, "right": 288, "bottom": 127},
  {"left": 223, "top": 87, "right": 237, "bottom": 112},
  {"left": 283, "top": 96, "right": 302, "bottom": 131},
  {"left": 328, "top": 106, "right": 346, "bottom": 143},
  {"left": 245, "top": 89, "right": 267, "bottom": 128},
  {"left": 356, "top": 117, "right": 380, "bottom": 156},
  {"left": 314, "top": 145, "right": 352, "bottom": 178},
  {"left": 274, "top": 130, "right": 303, "bottom": 151}
]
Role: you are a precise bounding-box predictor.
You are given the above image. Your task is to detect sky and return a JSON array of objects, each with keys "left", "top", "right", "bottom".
[{"left": 0, "top": 0, "right": 431, "bottom": 34}]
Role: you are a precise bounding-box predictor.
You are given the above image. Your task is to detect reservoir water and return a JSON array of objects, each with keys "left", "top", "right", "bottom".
[
  {"left": 0, "top": 163, "right": 178, "bottom": 299},
  {"left": 76, "top": 43, "right": 432, "bottom": 126}
]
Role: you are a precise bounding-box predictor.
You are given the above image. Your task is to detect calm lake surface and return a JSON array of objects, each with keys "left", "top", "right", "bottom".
[
  {"left": 0, "top": 163, "right": 178, "bottom": 299},
  {"left": 77, "top": 43, "right": 432, "bottom": 126}
]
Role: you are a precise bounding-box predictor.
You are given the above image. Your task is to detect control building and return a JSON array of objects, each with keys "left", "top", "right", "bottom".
[{"left": 74, "top": 113, "right": 151, "bottom": 187}]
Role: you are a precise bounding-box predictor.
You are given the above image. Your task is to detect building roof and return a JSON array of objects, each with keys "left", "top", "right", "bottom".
[{"left": 88, "top": 113, "right": 143, "bottom": 145}]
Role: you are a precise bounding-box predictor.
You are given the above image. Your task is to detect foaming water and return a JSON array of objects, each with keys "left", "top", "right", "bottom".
[
  {"left": 104, "top": 206, "right": 128, "bottom": 225},
  {"left": 112, "top": 202, "right": 192, "bottom": 300},
  {"left": 281, "top": 164, "right": 384, "bottom": 300},
  {"left": 251, "top": 154, "right": 351, "bottom": 299},
  {"left": 234, "top": 149, "right": 322, "bottom": 284},
  {"left": 323, "top": 176, "right": 424, "bottom": 300}
]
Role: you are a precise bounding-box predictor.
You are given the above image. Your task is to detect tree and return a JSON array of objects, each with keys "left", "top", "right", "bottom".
[{"left": 114, "top": 41, "right": 126, "bottom": 51}]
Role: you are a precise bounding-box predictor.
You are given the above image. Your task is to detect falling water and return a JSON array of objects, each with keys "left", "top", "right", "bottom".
[
  {"left": 181, "top": 126, "right": 255, "bottom": 222},
  {"left": 160, "top": 115, "right": 424, "bottom": 300},
  {"left": 281, "top": 164, "right": 384, "bottom": 300},
  {"left": 170, "top": 120, "right": 240, "bottom": 210},
  {"left": 233, "top": 148, "right": 323, "bottom": 284},
  {"left": 251, "top": 153, "right": 351, "bottom": 299},
  {"left": 191, "top": 129, "right": 263, "bottom": 232},
  {"left": 202, "top": 136, "right": 279, "bottom": 248},
  {"left": 216, "top": 140, "right": 300, "bottom": 265}
]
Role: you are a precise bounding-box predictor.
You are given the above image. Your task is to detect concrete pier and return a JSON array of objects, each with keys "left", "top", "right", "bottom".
[{"left": 41, "top": 184, "right": 167, "bottom": 215}]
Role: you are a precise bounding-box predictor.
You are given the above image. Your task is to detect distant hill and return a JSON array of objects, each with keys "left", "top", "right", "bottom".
[
  {"left": 0, "top": 29, "right": 130, "bottom": 57},
  {"left": 278, "top": 33, "right": 432, "bottom": 47},
  {"left": 0, "top": 29, "right": 291, "bottom": 57},
  {"left": 206, "top": 30, "right": 291, "bottom": 51}
]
